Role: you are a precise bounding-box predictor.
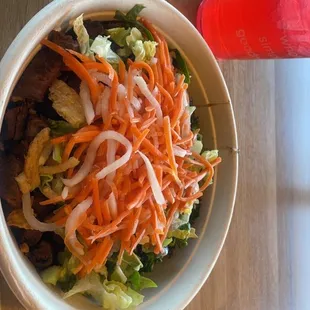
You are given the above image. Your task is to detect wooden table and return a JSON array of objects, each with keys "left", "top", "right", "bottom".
[{"left": 1, "top": 1, "right": 309, "bottom": 310}]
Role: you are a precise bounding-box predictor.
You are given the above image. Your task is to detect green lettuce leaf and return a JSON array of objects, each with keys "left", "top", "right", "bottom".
[
  {"left": 63, "top": 272, "right": 103, "bottom": 301},
  {"left": 168, "top": 227, "right": 198, "bottom": 240},
  {"left": 73, "top": 14, "right": 91, "bottom": 55},
  {"left": 173, "top": 49, "right": 191, "bottom": 84},
  {"left": 128, "top": 271, "right": 157, "bottom": 291},
  {"left": 202, "top": 150, "right": 219, "bottom": 162},
  {"left": 48, "top": 120, "right": 77, "bottom": 137},
  {"left": 191, "top": 140, "right": 203, "bottom": 154},
  {"left": 41, "top": 266, "right": 64, "bottom": 286},
  {"left": 107, "top": 27, "right": 131, "bottom": 47},
  {"left": 114, "top": 5, "right": 154, "bottom": 41},
  {"left": 90, "top": 35, "right": 119, "bottom": 64},
  {"left": 53, "top": 144, "right": 63, "bottom": 164},
  {"left": 132, "top": 40, "right": 157, "bottom": 62},
  {"left": 126, "top": 28, "right": 143, "bottom": 48},
  {"left": 111, "top": 265, "right": 127, "bottom": 284}
]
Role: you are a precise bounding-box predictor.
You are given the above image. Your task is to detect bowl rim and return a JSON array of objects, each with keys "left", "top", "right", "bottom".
[{"left": 0, "top": 0, "right": 238, "bottom": 309}]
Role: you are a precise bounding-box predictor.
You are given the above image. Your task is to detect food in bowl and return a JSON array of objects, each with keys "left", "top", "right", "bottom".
[{"left": 1, "top": 5, "right": 221, "bottom": 309}]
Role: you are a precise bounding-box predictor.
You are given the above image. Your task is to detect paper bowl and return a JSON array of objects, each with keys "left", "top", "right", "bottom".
[{"left": 0, "top": 0, "right": 238, "bottom": 309}]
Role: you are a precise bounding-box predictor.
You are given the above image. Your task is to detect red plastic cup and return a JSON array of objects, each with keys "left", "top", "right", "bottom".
[{"left": 197, "top": 0, "right": 310, "bottom": 59}]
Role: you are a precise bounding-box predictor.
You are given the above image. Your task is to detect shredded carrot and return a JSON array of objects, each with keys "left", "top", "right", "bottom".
[
  {"left": 41, "top": 39, "right": 100, "bottom": 104},
  {"left": 92, "top": 178, "right": 103, "bottom": 225},
  {"left": 39, "top": 195, "right": 72, "bottom": 206},
  {"left": 51, "top": 134, "right": 72, "bottom": 145},
  {"left": 130, "top": 61, "right": 155, "bottom": 91},
  {"left": 163, "top": 116, "right": 179, "bottom": 179},
  {"left": 119, "top": 59, "right": 126, "bottom": 84},
  {"left": 67, "top": 49, "right": 93, "bottom": 63},
  {"left": 32, "top": 18, "right": 222, "bottom": 271}
]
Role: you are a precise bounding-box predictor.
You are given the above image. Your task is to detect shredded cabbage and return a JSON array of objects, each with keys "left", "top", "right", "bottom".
[
  {"left": 73, "top": 14, "right": 91, "bottom": 56},
  {"left": 107, "top": 28, "right": 131, "bottom": 47},
  {"left": 90, "top": 36, "right": 119, "bottom": 64}
]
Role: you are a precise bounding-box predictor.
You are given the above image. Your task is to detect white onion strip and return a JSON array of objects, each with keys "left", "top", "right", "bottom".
[
  {"left": 100, "top": 87, "right": 111, "bottom": 124},
  {"left": 80, "top": 81, "right": 95, "bottom": 125},
  {"left": 63, "top": 131, "right": 132, "bottom": 187},
  {"left": 137, "top": 151, "right": 165, "bottom": 205},
  {"left": 173, "top": 145, "right": 189, "bottom": 158},
  {"left": 134, "top": 76, "right": 163, "bottom": 125},
  {"left": 65, "top": 197, "right": 93, "bottom": 256},
  {"left": 108, "top": 192, "right": 117, "bottom": 220},
  {"left": 61, "top": 186, "right": 69, "bottom": 200},
  {"left": 22, "top": 193, "right": 57, "bottom": 232},
  {"left": 106, "top": 140, "right": 117, "bottom": 183},
  {"left": 90, "top": 71, "right": 112, "bottom": 87}
]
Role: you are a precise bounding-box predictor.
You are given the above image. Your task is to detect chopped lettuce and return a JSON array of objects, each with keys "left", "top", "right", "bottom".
[
  {"left": 121, "top": 251, "right": 143, "bottom": 272},
  {"left": 114, "top": 4, "right": 154, "bottom": 41},
  {"left": 142, "top": 41, "right": 157, "bottom": 61},
  {"left": 172, "top": 49, "right": 191, "bottom": 84},
  {"left": 48, "top": 120, "right": 77, "bottom": 137},
  {"left": 90, "top": 35, "right": 119, "bottom": 64},
  {"left": 107, "top": 28, "right": 131, "bottom": 47},
  {"left": 53, "top": 144, "right": 63, "bottom": 164},
  {"left": 73, "top": 14, "right": 91, "bottom": 55},
  {"left": 111, "top": 265, "right": 127, "bottom": 284},
  {"left": 62, "top": 272, "right": 144, "bottom": 310},
  {"left": 191, "top": 140, "right": 203, "bottom": 154},
  {"left": 102, "top": 280, "right": 144, "bottom": 310},
  {"left": 128, "top": 271, "right": 157, "bottom": 291},
  {"left": 125, "top": 28, "right": 157, "bottom": 62},
  {"left": 168, "top": 228, "right": 198, "bottom": 240},
  {"left": 132, "top": 40, "right": 157, "bottom": 62},
  {"left": 202, "top": 150, "right": 219, "bottom": 163},
  {"left": 41, "top": 266, "right": 64, "bottom": 286},
  {"left": 126, "top": 28, "right": 143, "bottom": 48}
]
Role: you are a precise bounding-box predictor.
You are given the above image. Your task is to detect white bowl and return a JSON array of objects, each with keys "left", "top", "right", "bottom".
[{"left": 0, "top": 0, "right": 238, "bottom": 309}]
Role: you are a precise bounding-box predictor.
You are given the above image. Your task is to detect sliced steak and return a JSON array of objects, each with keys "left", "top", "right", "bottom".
[
  {"left": 48, "top": 30, "right": 79, "bottom": 51},
  {"left": 0, "top": 154, "right": 23, "bottom": 208},
  {"left": 59, "top": 71, "right": 81, "bottom": 94},
  {"left": 25, "top": 113, "right": 48, "bottom": 143},
  {"left": 22, "top": 230, "right": 43, "bottom": 247},
  {"left": 27, "top": 240, "right": 53, "bottom": 269},
  {"left": 84, "top": 20, "right": 105, "bottom": 39},
  {"left": 13, "top": 31, "right": 78, "bottom": 102},
  {"left": 1, "top": 102, "right": 30, "bottom": 141},
  {"left": 13, "top": 48, "right": 62, "bottom": 102}
]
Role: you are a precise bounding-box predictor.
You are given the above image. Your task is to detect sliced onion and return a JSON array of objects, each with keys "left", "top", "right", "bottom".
[
  {"left": 173, "top": 145, "right": 189, "bottom": 158},
  {"left": 137, "top": 151, "right": 165, "bottom": 205},
  {"left": 152, "top": 134, "right": 159, "bottom": 149},
  {"left": 61, "top": 186, "right": 69, "bottom": 200},
  {"left": 22, "top": 193, "right": 57, "bottom": 232},
  {"left": 108, "top": 192, "right": 117, "bottom": 220},
  {"left": 63, "top": 131, "right": 132, "bottom": 187},
  {"left": 183, "top": 89, "right": 189, "bottom": 108},
  {"left": 117, "top": 84, "right": 126, "bottom": 100},
  {"left": 80, "top": 80, "right": 95, "bottom": 125},
  {"left": 65, "top": 197, "right": 93, "bottom": 256},
  {"left": 106, "top": 140, "right": 117, "bottom": 183},
  {"left": 96, "top": 133, "right": 132, "bottom": 181},
  {"left": 152, "top": 86, "right": 159, "bottom": 97},
  {"left": 134, "top": 76, "right": 163, "bottom": 125},
  {"left": 90, "top": 71, "right": 112, "bottom": 87},
  {"left": 131, "top": 96, "right": 142, "bottom": 111},
  {"left": 99, "top": 87, "right": 111, "bottom": 124},
  {"left": 150, "top": 57, "right": 158, "bottom": 65}
]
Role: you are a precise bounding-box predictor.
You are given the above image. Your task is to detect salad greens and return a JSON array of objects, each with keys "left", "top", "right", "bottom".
[
  {"left": 21, "top": 5, "right": 221, "bottom": 310},
  {"left": 114, "top": 5, "right": 154, "bottom": 41}
]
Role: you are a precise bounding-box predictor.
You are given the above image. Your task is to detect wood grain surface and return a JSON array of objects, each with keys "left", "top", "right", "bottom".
[{"left": 1, "top": 1, "right": 310, "bottom": 310}]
